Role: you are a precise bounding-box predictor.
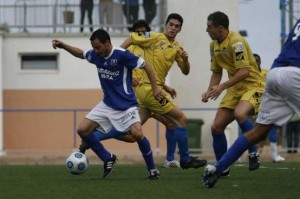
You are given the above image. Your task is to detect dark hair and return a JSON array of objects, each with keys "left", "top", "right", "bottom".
[
  {"left": 90, "top": 28, "right": 111, "bottom": 43},
  {"left": 253, "top": 53, "right": 261, "bottom": 61},
  {"left": 165, "top": 13, "right": 183, "bottom": 27},
  {"left": 207, "top": 11, "right": 229, "bottom": 29},
  {"left": 131, "top": 19, "right": 151, "bottom": 32}
]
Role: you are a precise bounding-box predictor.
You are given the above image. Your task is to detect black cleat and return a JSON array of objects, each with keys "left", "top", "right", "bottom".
[
  {"left": 249, "top": 152, "right": 260, "bottom": 171},
  {"left": 220, "top": 167, "right": 230, "bottom": 177},
  {"left": 148, "top": 169, "right": 160, "bottom": 180},
  {"left": 79, "top": 140, "right": 90, "bottom": 154},
  {"left": 103, "top": 154, "right": 117, "bottom": 178},
  {"left": 202, "top": 165, "right": 220, "bottom": 188},
  {"left": 180, "top": 156, "right": 207, "bottom": 169}
]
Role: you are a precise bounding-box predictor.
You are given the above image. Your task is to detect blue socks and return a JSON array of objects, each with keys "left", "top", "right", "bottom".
[
  {"left": 216, "top": 135, "right": 251, "bottom": 173},
  {"left": 165, "top": 128, "right": 176, "bottom": 161},
  {"left": 238, "top": 119, "right": 257, "bottom": 154},
  {"left": 82, "top": 133, "right": 111, "bottom": 161},
  {"left": 93, "top": 127, "right": 124, "bottom": 141},
  {"left": 137, "top": 137, "right": 155, "bottom": 171},
  {"left": 175, "top": 126, "right": 189, "bottom": 162},
  {"left": 269, "top": 126, "right": 277, "bottom": 143},
  {"left": 212, "top": 132, "right": 228, "bottom": 161}
]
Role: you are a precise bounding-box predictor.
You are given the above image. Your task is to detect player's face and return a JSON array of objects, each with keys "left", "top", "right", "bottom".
[
  {"left": 206, "top": 20, "right": 221, "bottom": 41},
  {"left": 91, "top": 39, "right": 110, "bottom": 57},
  {"left": 164, "top": 19, "right": 182, "bottom": 39},
  {"left": 135, "top": 27, "right": 147, "bottom": 32}
]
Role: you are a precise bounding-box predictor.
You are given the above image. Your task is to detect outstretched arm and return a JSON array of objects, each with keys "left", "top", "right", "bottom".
[{"left": 52, "top": 39, "right": 84, "bottom": 59}]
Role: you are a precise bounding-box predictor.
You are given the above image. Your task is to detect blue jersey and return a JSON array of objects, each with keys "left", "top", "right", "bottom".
[
  {"left": 84, "top": 47, "right": 145, "bottom": 111},
  {"left": 272, "top": 19, "right": 300, "bottom": 69}
]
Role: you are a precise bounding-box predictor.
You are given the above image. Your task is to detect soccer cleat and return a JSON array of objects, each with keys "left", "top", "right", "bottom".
[
  {"left": 162, "top": 160, "right": 181, "bottom": 168},
  {"left": 148, "top": 169, "right": 160, "bottom": 180},
  {"left": 248, "top": 152, "right": 260, "bottom": 171},
  {"left": 272, "top": 155, "right": 285, "bottom": 163},
  {"left": 79, "top": 140, "right": 90, "bottom": 154},
  {"left": 220, "top": 167, "right": 230, "bottom": 177},
  {"left": 202, "top": 164, "right": 219, "bottom": 188},
  {"left": 180, "top": 156, "right": 207, "bottom": 169},
  {"left": 103, "top": 154, "right": 117, "bottom": 178}
]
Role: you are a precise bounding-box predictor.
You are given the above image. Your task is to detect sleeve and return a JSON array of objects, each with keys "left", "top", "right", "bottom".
[
  {"left": 123, "top": 50, "right": 145, "bottom": 70},
  {"left": 230, "top": 39, "right": 251, "bottom": 69},
  {"left": 84, "top": 49, "right": 94, "bottom": 63},
  {"left": 209, "top": 42, "right": 222, "bottom": 73},
  {"left": 130, "top": 31, "right": 159, "bottom": 48}
]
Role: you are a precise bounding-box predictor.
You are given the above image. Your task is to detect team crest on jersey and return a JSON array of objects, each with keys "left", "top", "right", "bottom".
[{"left": 110, "top": 59, "right": 118, "bottom": 66}]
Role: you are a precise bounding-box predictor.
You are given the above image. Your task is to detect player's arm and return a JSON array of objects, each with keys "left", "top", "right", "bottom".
[
  {"left": 120, "top": 37, "right": 132, "bottom": 49},
  {"left": 52, "top": 39, "right": 84, "bottom": 59},
  {"left": 209, "top": 67, "right": 250, "bottom": 101},
  {"left": 163, "top": 84, "right": 177, "bottom": 99},
  {"left": 177, "top": 48, "right": 190, "bottom": 75},
  {"left": 143, "top": 62, "right": 164, "bottom": 101},
  {"left": 202, "top": 71, "right": 222, "bottom": 102}
]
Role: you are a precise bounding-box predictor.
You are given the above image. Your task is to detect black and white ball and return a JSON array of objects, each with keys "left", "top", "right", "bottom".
[{"left": 65, "top": 152, "right": 89, "bottom": 175}]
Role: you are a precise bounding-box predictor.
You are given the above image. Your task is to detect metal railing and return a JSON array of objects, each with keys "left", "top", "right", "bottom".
[{"left": 0, "top": 0, "right": 165, "bottom": 33}]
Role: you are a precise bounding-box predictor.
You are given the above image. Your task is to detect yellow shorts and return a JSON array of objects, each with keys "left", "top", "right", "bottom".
[
  {"left": 134, "top": 84, "right": 175, "bottom": 115},
  {"left": 219, "top": 85, "right": 264, "bottom": 114}
]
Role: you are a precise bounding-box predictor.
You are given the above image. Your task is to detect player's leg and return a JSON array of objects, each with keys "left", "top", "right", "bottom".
[
  {"left": 269, "top": 126, "right": 285, "bottom": 162},
  {"left": 235, "top": 100, "right": 260, "bottom": 170},
  {"left": 152, "top": 113, "right": 180, "bottom": 168},
  {"left": 129, "top": 122, "right": 159, "bottom": 179},
  {"left": 163, "top": 107, "right": 207, "bottom": 169}
]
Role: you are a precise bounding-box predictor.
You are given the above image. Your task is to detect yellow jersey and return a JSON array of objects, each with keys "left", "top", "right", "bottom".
[
  {"left": 210, "top": 31, "right": 265, "bottom": 89},
  {"left": 127, "top": 44, "right": 145, "bottom": 81},
  {"left": 130, "top": 31, "right": 185, "bottom": 85}
]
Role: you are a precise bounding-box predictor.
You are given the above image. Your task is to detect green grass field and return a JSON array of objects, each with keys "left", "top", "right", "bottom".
[{"left": 0, "top": 162, "right": 299, "bottom": 199}]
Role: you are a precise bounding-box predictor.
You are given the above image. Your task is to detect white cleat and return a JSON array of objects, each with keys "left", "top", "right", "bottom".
[
  {"left": 272, "top": 155, "right": 285, "bottom": 163},
  {"left": 162, "top": 160, "right": 181, "bottom": 168}
]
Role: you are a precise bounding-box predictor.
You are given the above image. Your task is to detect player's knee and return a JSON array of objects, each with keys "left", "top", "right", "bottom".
[
  {"left": 233, "top": 111, "right": 248, "bottom": 122},
  {"left": 165, "top": 121, "right": 177, "bottom": 129},
  {"left": 211, "top": 123, "right": 225, "bottom": 133}
]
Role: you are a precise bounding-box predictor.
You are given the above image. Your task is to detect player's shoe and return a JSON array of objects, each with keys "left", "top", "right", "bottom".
[
  {"left": 272, "top": 155, "right": 285, "bottom": 162},
  {"left": 180, "top": 156, "right": 207, "bottom": 169},
  {"left": 148, "top": 169, "right": 160, "bottom": 180},
  {"left": 103, "top": 154, "right": 117, "bottom": 178},
  {"left": 202, "top": 164, "right": 220, "bottom": 188},
  {"left": 79, "top": 140, "right": 90, "bottom": 154},
  {"left": 248, "top": 152, "right": 260, "bottom": 170},
  {"left": 162, "top": 160, "right": 181, "bottom": 168},
  {"left": 220, "top": 167, "right": 230, "bottom": 177}
]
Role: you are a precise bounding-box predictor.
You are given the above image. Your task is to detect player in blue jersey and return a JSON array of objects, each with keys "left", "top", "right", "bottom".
[
  {"left": 202, "top": 19, "right": 300, "bottom": 188},
  {"left": 52, "top": 28, "right": 164, "bottom": 179}
]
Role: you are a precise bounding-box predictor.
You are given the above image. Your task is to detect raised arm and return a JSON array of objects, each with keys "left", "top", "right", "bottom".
[
  {"left": 120, "top": 37, "right": 132, "bottom": 49},
  {"left": 52, "top": 39, "right": 84, "bottom": 59}
]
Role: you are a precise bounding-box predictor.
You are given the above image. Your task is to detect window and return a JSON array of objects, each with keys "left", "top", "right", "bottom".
[{"left": 21, "top": 54, "right": 58, "bottom": 70}]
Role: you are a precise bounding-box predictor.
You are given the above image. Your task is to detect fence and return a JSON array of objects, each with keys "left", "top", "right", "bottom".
[{"left": 0, "top": 0, "right": 166, "bottom": 33}]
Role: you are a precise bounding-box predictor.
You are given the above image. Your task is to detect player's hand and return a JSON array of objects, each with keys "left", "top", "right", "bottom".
[
  {"left": 132, "top": 78, "right": 140, "bottom": 87},
  {"left": 208, "top": 85, "right": 223, "bottom": 100},
  {"left": 153, "top": 88, "right": 165, "bottom": 101},
  {"left": 52, "top": 39, "right": 64, "bottom": 49},
  {"left": 201, "top": 91, "right": 210, "bottom": 103},
  {"left": 178, "top": 49, "right": 189, "bottom": 60},
  {"left": 163, "top": 85, "right": 177, "bottom": 99}
]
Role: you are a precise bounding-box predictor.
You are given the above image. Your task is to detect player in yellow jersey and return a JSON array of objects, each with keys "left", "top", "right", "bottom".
[
  {"left": 201, "top": 11, "right": 264, "bottom": 175},
  {"left": 121, "top": 13, "right": 207, "bottom": 169}
]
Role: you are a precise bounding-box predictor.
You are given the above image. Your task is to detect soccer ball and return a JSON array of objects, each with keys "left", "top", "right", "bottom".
[{"left": 65, "top": 152, "right": 89, "bottom": 175}]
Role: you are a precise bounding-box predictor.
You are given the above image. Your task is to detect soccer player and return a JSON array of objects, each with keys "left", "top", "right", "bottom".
[
  {"left": 202, "top": 17, "right": 300, "bottom": 188},
  {"left": 201, "top": 11, "right": 264, "bottom": 175},
  {"left": 253, "top": 54, "right": 284, "bottom": 163},
  {"left": 119, "top": 13, "right": 207, "bottom": 169},
  {"left": 52, "top": 29, "right": 164, "bottom": 179}
]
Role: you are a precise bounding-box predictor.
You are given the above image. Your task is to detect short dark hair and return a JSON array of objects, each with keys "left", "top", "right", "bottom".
[
  {"left": 207, "top": 11, "right": 229, "bottom": 29},
  {"left": 90, "top": 29, "right": 111, "bottom": 43},
  {"left": 253, "top": 53, "right": 261, "bottom": 61},
  {"left": 165, "top": 13, "right": 183, "bottom": 27},
  {"left": 131, "top": 19, "right": 151, "bottom": 32}
]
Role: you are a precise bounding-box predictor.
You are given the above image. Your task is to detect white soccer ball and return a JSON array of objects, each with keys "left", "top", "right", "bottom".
[{"left": 65, "top": 152, "right": 89, "bottom": 175}]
